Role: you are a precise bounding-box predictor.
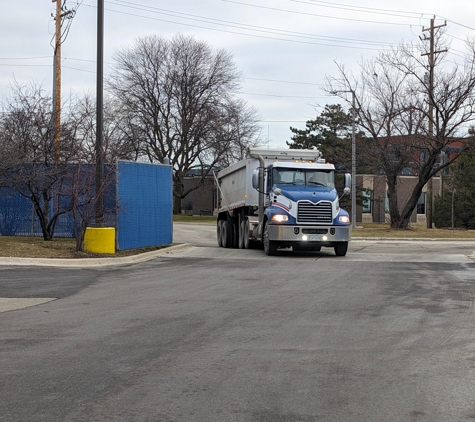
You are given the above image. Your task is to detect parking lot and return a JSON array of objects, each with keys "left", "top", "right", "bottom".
[{"left": 1, "top": 224, "right": 475, "bottom": 421}]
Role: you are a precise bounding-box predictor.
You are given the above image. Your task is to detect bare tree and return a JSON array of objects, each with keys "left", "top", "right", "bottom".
[
  {"left": 0, "top": 81, "right": 81, "bottom": 240},
  {"left": 326, "top": 34, "right": 475, "bottom": 228},
  {"left": 107, "top": 34, "right": 261, "bottom": 213},
  {"left": 73, "top": 94, "right": 141, "bottom": 163}
]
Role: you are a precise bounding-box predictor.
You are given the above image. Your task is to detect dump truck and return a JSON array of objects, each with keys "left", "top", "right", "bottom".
[{"left": 215, "top": 148, "right": 352, "bottom": 256}]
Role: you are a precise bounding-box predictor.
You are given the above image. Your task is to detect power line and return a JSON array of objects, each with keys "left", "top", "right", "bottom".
[
  {"left": 76, "top": 2, "right": 397, "bottom": 50},
  {"left": 0, "top": 64, "right": 52, "bottom": 68},
  {"left": 63, "top": 65, "right": 96, "bottom": 74},
  {"left": 1, "top": 55, "right": 327, "bottom": 86},
  {"left": 288, "top": 0, "right": 425, "bottom": 19},
  {"left": 0, "top": 56, "right": 52, "bottom": 61},
  {"left": 220, "top": 0, "right": 419, "bottom": 27},
  {"left": 107, "top": 0, "right": 398, "bottom": 45},
  {"left": 63, "top": 56, "right": 115, "bottom": 65},
  {"left": 436, "top": 16, "right": 475, "bottom": 32},
  {"left": 240, "top": 92, "right": 327, "bottom": 99},
  {"left": 108, "top": 0, "right": 398, "bottom": 45},
  {"left": 244, "top": 77, "right": 324, "bottom": 86}
]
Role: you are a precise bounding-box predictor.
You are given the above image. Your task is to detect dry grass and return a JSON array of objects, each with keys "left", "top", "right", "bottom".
[
  {"left": 1, "top": 221, "right": 474, "bottom": 259},
  {"left": 173, "top": 214, "right": 216, "bottom": 224},
  {"left": 0, "top": 236, "right": 79, "bottom": 259},
  {"left": 0, "top": 236, "right": 164, "bottom": 259},
  {"left": 353, "top": 223, "right": 475, "bottom": 239}
]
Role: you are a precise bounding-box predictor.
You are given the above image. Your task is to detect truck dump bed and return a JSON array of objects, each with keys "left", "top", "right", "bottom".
[{"left": 216, "top": 157, "right": 259, "bottom": 212}]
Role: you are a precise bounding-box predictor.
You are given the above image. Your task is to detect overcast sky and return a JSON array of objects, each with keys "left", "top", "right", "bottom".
[{"left": 1, "top": 0, "right": 474, "bottom": 148}]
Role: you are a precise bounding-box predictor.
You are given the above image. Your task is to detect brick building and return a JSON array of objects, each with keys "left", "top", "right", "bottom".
[
  {"left": 356, "top": 174, "right": 442, "bottom": 225},
  {"left": 355, "top": 136, "right": 461, "bottom": 225}
]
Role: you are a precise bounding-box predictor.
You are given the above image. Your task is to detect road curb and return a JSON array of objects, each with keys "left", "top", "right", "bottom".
[
  {"left": 0, "top": 244, "right": 191, "bottom": 268},
  {"left": 1, "top": 238, "right": 475, "bottom": 267}
]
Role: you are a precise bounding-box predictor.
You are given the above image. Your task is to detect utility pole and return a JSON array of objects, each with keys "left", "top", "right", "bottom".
[
  {"left": 421, "top": 17, "right": 447, "bottom": 229},
  {"left": 53, "top": 0, "right": 62, "bottom": 164},
  {"left": 52, "top": 0, "right": 74, "bottom": 163}
]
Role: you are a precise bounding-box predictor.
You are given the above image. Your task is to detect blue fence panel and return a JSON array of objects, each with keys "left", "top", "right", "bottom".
[
  {"left": 0, "top": 188, "right": 79, "bottom": 238},
  {"left": 117, "top": 161, "right": 173, "bottom": 250},
  {"left": 0, "top": 189, "right": 35, "bottom": 236},
  {"left": 0, "top": 164, "right": 117, "bottom": 238}
]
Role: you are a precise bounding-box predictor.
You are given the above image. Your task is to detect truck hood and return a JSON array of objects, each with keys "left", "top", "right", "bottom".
[{"left": 276, "top": 185, "right": 337, "bottom": 203}]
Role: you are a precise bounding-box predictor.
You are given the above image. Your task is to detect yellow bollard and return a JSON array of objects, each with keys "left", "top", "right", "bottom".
[{"left": 84, "top": 227, "right": 116, "bottom": 254}]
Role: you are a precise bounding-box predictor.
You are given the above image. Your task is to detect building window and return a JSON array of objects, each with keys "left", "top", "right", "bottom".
[
  {"left": 362, "top": 189, "right": 372, "bottom": 214},
  {"left": 420, "top": 149, "right": 428, "bottom": 164},
  {"left": 417, "top": 192, "right": 426, "bottom": 215},
  {"left": 385, "top": 192, "right": 389, "bottom": 214}
]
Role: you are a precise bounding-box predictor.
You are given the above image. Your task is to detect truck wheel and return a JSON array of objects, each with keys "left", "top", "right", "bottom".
[
  {"left": 240, "top": 219, "right": 251, "bottom": 249},
  {"left": 263, "top": 221, "right": 277, "bottom": 256},
  {"left": 222, "top": 220, "right": 233, "bottom": 248},
  {"left": 334, "top": 242, "right": 348, "bottom": 257},
  {"left": 217, "top": 220, "right": 224, "bottom": 247}
]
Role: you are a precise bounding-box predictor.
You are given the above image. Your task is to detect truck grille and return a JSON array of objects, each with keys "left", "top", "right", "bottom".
[{"left": 297, "top": 201, "right": 333, "bottom": 224}]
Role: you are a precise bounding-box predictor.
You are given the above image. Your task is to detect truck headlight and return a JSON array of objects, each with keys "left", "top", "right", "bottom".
[
  {"left": 271, "top": 214, "right": 289, "bottom": 222},
  {"left": 339, "top": 215, "right": 350, "bottom": 223}
]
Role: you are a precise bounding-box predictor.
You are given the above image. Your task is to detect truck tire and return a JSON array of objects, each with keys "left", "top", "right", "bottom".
[
  {"left": 263, "top": 221, "right": 277, "bottom": 256},
  {"left": 222, "top": 220, "right": 233, "bottom": 248},
  {"left": 334, "top": 242, "right": 348, "bottom": 257},
  {"left": 240, "top": 219, "right": 251, "bottom": 249},
  {"left": 217, "top": 220, "right": 224, "bottom": 247}
]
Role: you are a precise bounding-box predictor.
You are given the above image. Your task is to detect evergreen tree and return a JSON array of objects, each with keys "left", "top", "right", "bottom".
[
  {"left": 287, "top": 104, "right": 352, "bottom": 170},
  {"left": 434, "top": 129, "right": 475, "bottom": 229},
  {"left": 287, "top": 104, "right": 373, "bottom": 173}
]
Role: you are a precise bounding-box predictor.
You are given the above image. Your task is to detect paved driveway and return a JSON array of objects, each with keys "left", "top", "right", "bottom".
[{"left": 1, "top": 225, "right": 475, "bottom": 421}]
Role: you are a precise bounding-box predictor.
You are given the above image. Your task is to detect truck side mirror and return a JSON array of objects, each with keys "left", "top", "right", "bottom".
[
  {"left": 344, "top": 173, "right": 351, "bottom": 196},
  {"left": 252, "top": 169, "right": 260, "bottom": 190}
]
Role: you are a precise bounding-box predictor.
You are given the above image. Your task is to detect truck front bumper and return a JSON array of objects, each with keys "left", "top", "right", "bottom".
[{"left": 268, "top": 224, "right": 351, "bottom": 244}]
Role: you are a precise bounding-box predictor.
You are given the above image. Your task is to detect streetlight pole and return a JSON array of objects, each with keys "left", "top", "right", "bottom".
[
  {"left": 331, "top": 90, "right": 357, "bottom": 229},
  {"left": 350, "top": 91, "right": 356, "bottom": 230}
]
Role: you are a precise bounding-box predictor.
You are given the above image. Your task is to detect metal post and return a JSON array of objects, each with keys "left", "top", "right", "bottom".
[{"left": 95, "top": 0, "right": 104, "bottom": 225}]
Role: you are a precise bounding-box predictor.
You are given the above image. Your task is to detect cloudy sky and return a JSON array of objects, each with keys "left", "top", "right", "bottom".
[{"left": 1, "top": 0, "right": 474, "bottom": 148}]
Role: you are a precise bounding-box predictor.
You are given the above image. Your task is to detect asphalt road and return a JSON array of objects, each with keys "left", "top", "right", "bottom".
[{"left": 1, "top": 224, "right": 475, "bottom": 421}]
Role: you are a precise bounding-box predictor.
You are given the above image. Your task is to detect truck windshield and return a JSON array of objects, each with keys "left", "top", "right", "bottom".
[{"left": 272, "top": 168, "right": 335, "bottom": 188}]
